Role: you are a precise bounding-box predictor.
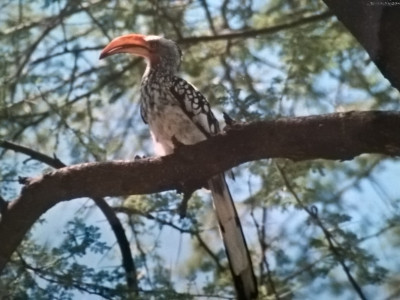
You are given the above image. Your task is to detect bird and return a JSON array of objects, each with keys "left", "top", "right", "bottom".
[{"left": 100, "top": 34, "right": 258, "bottom": 299}]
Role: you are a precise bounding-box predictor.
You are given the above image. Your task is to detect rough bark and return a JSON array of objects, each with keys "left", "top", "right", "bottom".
[
  {"left": 1, "top": 110, "right": 400, "bottom": 272},
  {"left": 322, "top": 0, "right": 400, "bottom": 92}
]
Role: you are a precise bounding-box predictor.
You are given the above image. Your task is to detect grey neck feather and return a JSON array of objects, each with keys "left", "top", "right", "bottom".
[{"left": 143, "top": 58, "right": 178, "bottom": 82}]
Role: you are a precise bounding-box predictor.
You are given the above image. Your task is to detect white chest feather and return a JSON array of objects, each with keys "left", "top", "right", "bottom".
[
  {"left": 140, "top": 72, "right": 215, "bottom": 156},
  {"left": 148, "top": 104, "right": 206, "bottom": 156}
]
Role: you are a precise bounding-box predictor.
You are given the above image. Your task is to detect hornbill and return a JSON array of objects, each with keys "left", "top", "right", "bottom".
[{"left": 100, "top": 34, "right": 258, "bottom": 299}]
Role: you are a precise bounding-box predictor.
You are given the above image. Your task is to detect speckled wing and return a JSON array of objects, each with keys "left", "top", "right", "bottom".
[
  {"left": 170, "top": 76, "right": 219, "bottom": 138},
  {"left": 171, "top": 77, "right": 257, "bottom": 299}
]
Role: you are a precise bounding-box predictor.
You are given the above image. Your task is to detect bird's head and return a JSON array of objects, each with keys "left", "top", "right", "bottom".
[{"left": 99, "top": 34, "right": 182, "bottom": 74}]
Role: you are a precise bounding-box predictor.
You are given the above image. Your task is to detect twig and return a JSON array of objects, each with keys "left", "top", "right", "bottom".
[
  {"left": 0, "top": 0, "right": 107, "bottom": 36},
  {"left": 0, "top": 140, "right": 64, "bottom": 168},
  {"left": 128, "top": 217, "right": 154, "bottom": 288},
  {"left": 150, "top": 0, "right": 184, "bottom": 40},
  {"left": 0, "top": 140, "right": 138, "bottom": 292},
  {"left": 179, "top": 10, "right": 333, "bottom": 44},
  {"left": 261, "top": 207, "right": 279, "bottom": 300},
  {"left": 276, "top": 163, "right": 367, "bottom": 300},
  {"left": 200, "top": 0, "right": 217, "bottom": 34},
  {"left": 79, "top": 2, "right": 112, "bottom": 40},
  {"left": 250, "top": 206, "right": 279, "bottom": 299},
  {"left": 115, "top": 206, "right": 224, "bottom": 270},
  {"left": 16, "top": 251, "right": 117, "bottom": 299}
]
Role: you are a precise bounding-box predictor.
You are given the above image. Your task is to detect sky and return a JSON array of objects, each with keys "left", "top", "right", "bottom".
[{"left": 2, "top": 1, "right": 400, "bottom": 299}]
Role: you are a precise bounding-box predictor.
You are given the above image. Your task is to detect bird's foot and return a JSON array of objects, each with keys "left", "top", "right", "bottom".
[{"left": 134, "top": 154, "right": 146, "bottom": 161}]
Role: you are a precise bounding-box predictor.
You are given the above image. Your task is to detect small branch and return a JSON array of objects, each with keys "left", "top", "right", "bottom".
[
  {"left": 116, "top": 207, "right": 224, "bottom": 270},
  {"left": 276, "top": 164, "right": 367, "bottom": 300},
  {"left": 179, "top": 10, "right": 333, "bottom": 44},
  {"left": 17, "top": 251, "right": 117, "bottom": 299},
  {"left": 251, "top": 206, "right": 279, "bottom": 299},
  {"left": 281, "top": 254, "right": 331, "bottom": 284},
  {"left": 92, "top": 197, "right": 137, "bottom": 291},
  {"left": 153, "top": 0, "right": 185, "bottom": 40},
  {"left": 0, "top": 140, "right": 65, "bottom": 168},
  {"left": 0, "top": 0, "right": 107, "bottom": 36},
  {"left": 30, "top": 46, "right": 102, "bottom": 65},
  {"left": 79, "top": 2, "right": 111, "bottom": 40},
  {"left": 194, "top": 231, "right": 224, "bottom": 271},
  {"left": 200, "top": 0, "right": 217, "bottom": 34},
  {"left": 0, "top": 140, "right": 138, "bottom": 292},
  {"left": 261, "top": 208, "right": 279, "bottom": 300},
  {"left": 128, "top": 217, "right": 154, "bottom": 289}
]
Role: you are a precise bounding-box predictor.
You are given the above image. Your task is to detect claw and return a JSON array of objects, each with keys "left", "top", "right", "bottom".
[
  {"left": 223, "top": 112, "right": 235, "bottom": 126},
  {"left": 134, "top": 154, "right": 146, "bottom": 161}
]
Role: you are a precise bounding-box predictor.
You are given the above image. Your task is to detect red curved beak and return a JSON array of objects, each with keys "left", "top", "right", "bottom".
[{"left": 99, "top": 34, "right": 150, "bottom": 60}]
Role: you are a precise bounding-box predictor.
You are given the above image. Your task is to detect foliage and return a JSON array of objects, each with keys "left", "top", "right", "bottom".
[{"left": 1, "top": 0, "right": 399, "bottom": 299}]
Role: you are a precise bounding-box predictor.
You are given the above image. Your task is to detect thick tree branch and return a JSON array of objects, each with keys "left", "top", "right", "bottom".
[
  {"left": 0, "top": 111, "right": 400, "bottom": 272},
  {"left": 322, "top": 0, "right": 400, "bottom": 91}
]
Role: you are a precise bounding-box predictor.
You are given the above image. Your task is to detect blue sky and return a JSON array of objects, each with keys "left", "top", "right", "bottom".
[{"left": 2, "top": 1, "right": 400, "bottom": 298}]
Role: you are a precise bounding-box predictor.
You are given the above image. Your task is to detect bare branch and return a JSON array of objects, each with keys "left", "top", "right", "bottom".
[
  {"left": 0, "top": 0, "right": 107, "bottom": 36},
  {"left": 0, "top": 140, "right": 65, "bottom": 168},
  {"left": 0, "top": 111, "right": 400, "bottom": 273},
  {"left": 116, "top": 206, "right": 224, "bottom": 270},
  {"left": 179, "top": 10, "right": 333, "bottom": 44},
  {"left": 0, "top": 140, "right": 138, "bottom": 292},
  {"left": 276, "top": 164, "right": 367, "bottom": 300}
]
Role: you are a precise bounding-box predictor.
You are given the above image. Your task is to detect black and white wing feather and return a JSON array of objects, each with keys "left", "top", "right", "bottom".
[
  {"left": 170, "top": 76, "right": 219, "bottom": 138},
  {"left": 170, "top": 76, "right": 258, "bottom": 299}
]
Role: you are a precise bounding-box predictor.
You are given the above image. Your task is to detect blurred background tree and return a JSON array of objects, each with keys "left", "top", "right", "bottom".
[{"left": 0, "top": 0, "right": 399, "bottom": 299}]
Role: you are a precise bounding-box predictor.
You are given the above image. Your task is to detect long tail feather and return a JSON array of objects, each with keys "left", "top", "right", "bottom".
[{"left": 208, "top": 174, "right": 258, "bottom": 299}]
